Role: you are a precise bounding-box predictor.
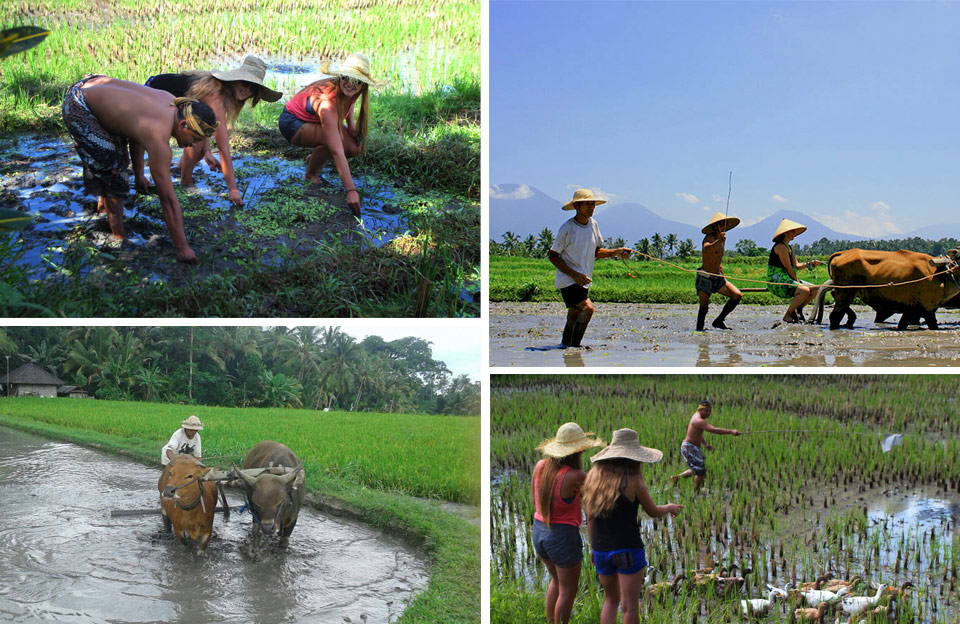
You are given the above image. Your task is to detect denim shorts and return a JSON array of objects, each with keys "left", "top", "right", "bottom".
[
  {"left": 278, "top": 108, "right": 306, "bottom": 142},
  {"left": 531, "top": 519, "right": 583, "bottom": 567},
  {"left": 592, "top": 547, "right": 647, "bottom": 576}
]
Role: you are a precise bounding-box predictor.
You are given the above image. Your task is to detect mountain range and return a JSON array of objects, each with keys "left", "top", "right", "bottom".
[{"left": 490, "top": 184, "right": 957, "bottom": 246}]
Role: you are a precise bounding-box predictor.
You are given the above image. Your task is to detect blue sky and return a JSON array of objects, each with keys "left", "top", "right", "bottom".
[{"left": 490, "top": 1, "right": 959, "bottom": 237}]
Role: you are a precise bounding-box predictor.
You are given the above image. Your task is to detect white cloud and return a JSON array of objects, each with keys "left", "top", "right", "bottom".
[
  {"left": 490, "top": 184, "right": 533, "bottom": 200},
  {"left": 772, "top": 194, "right": 789, "bottom": 203},
  {"left": 712, "top": 194, "right": 724, "bottom": 202},
  {"left": 813, "top": 201, "right": 901, "bottom": 238},
  {"left": 676, "top": 192, "right": 700, "bottom": 204}
]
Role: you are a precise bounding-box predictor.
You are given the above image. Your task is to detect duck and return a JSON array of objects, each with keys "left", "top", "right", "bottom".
[
  {"left": 880, "top": 581, "right": 913, "bottom": 600},
  {"left": 793, "top": 602, "right": 830, "bottom": 623},
  {"left": 802, "top": 584, "right": 850, "bottom": 607},
  {"left": 715, "top": 572, "right": 746, "bottom": 598},
  {"left": 840, "top": 583, "right": 886, "bottom": 616},
  {"left": 643, "top": 567, "right": 658, "bottom": 587},
  {"left": 741, "top": 587, "right": 788, "bottom": 618},
  {"left": 646, "top": 573, "right": 685, "bottom": 601},
  {"left": 821, "top": 574, "right": 862, "bottom": 593},
  {"left": 845, "top": 602, "right": 894, "bottom": 624},
  {"left": 797, "top": 573, "right": 834, "bottom": 592}
]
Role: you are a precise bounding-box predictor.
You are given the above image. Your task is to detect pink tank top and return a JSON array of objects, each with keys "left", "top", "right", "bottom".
[
  {"left": 532, "top": 460, "right": 583, "bottom": 527},
  {"left": 285, "top": 84, "right": 336, "bottom": 123}
]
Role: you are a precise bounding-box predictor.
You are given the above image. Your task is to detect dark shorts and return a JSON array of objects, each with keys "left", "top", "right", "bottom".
[
  {"left": 681, "top": 441, "right": 706, "bottom": 476},
  {"left": 62, "top": 74, "right": 130, "bottom": 199},
  {"left": 592, "top": 547, "right": 647, "bottom": 576},
  {"left": 531, "top": 519, "right": 583, "bottom": 567},
  {"left": 560, "top": 283, "right": 590, "bottom": 308},
  {"left": 278, "top": 108, "right": 306, "bottom": 142},
  {"left": 696, "top": 271, "right": 727, "bottom": 295}
]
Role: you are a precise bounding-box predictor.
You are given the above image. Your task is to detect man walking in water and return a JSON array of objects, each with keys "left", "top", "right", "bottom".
[
  {"left": 696, "top": 212, "right": 743, "bottom": 331},
  {"left": 62, "top": 74, "right": 219, "bottom": 263},
  {"left": 670, "top": 400, "right": 739, "bottom": 493}
]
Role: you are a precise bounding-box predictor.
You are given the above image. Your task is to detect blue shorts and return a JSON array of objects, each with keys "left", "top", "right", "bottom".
[
  {"left": 531, "top": 519, "right": 583, "bottom": 567},
  {"left": 278, "top": 108, "right": 306, "bottom": 142},
  {"left": 592, "top": 547, "right": 647, "bottom": 576}
]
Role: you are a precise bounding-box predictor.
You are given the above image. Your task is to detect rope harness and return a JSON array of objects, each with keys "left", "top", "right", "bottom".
[{"left": 164, "top": 473, "right": 207, "bottom": 513}]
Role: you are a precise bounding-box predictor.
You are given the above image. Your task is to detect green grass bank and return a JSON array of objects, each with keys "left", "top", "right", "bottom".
[{"left": 0, "top": 397, "right": 481, "bottom": 623}]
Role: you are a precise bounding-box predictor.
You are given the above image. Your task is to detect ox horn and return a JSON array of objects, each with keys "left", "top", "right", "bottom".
[
  {"left": 279, "top": 464, "right": 302, "bottom": 486},
  {"left": 232, "top": 463, "right": 257, "bottom": 488}
]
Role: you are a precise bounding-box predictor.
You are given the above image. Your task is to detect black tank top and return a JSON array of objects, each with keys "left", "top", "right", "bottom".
[
  {"left": 591, "top": 492, "right": 644, "bottom": 551},
  {"left": 768, "top": 243, "right": 793, "bottom": 271},
  {"left": 145, "top": 73, "right": 195, "bottom": 97}
]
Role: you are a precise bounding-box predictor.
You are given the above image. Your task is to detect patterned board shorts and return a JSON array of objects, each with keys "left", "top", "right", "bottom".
[
  {"left": 767, "top": 266, "right": 813, "bottom": 299},
  {"left": 695, "top": 271, "right": 727, "bottom": 295},
  {"left": 681, "top": 441, "right": 706, "bottom": 476},
  {"left": 62, "top": 74, "right": 130, "bottom": 199}
]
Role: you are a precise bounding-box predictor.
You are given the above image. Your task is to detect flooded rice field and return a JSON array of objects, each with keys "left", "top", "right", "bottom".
[
  {"left": 490, "top": 303, "right": 960, "bottom": 367},
  {"left": 0, "top": 427, "right": 429, "bottom": 624},
  {"left": 0, "top": 134, "right": 414, "bottom": 283}
]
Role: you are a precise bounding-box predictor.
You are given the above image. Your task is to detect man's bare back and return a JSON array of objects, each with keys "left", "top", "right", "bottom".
[{"left": 683, "top": 404, "right": 739, "bottom": 448}]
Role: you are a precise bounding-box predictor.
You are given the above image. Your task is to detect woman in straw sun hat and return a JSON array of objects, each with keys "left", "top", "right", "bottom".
[
  {"left": 548, "top": 188, "right": 634, "bottom": 348},
  {"left": 581, "top": 429, "right": 682, "bottom": 624},
  {"left": 135, "top": 55, "right": 282, "bottom": 207},
  {"left": 696, "top": 211, "right": 743, "bottom": 331},
  {"left": 161, "top": 415, "right": 204, "bottom": 466},
  {"left": 531, "top": 422, "right": 604, "bottom": 624},
  {"left": 278, "top": 52, "right": 382, "bottom": 216},
  {"left": 768, "top": 218, "right": 823, "bottom": 323}
]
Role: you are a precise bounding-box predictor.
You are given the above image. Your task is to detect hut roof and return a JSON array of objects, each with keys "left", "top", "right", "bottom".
[{"left": 6, "top": 363, "right": 65, "bottom": 386}]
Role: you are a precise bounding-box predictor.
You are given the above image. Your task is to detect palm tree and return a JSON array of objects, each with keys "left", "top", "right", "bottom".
[
  {"left": 650, "top": 233, "right": 665, "bottom": 258},
  {"left": 536, "top": 227, "right": 554, "bottom": 257},
  {"left": 16, "top": 339, "right": 65, "bottom": 375},
  {"left": 317, "top": 328, "right": 360, "bottom": 407},
  {"left": 676, "top": 239, "right": 696, "bottom": 261},
  {"left": 634, "top": 238, "right": 651, "bottom": 261},
  {"left": 522, "top": 234, "right": 537, "bottom": 257},
  {"left": 665, "top": 233, "right": 678, "bottom": 257},
  {"left": 258, "top": 370, "right": 303, "bottom": 408},
  {"left": 501, "top": 231, "right": 520, "bottom": 255}
]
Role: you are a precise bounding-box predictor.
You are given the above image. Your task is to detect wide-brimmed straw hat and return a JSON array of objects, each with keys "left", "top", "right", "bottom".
[
  {"left": 772, "top": 218, "right": 807, "bottom": 242},
  {"left": 181, "top": 415, "right": 204, "bottom": 431},
  {"left": 211, "top": 56, "right": 282, "bottom": 102},
  {"left": 702, "top": 211, "right": 741, "bottom": 234},
  {"left": 536, "top": 422, "right": 604, "bottom": 458},
  {"left": 320, "top": 53, "right": 384, "bottom": 87},
  {"left": 591, "top": 428, "right": 663, "bottom": 463},
  {"left": 562, "top": 188, "right": 607, "bottom": 211}
]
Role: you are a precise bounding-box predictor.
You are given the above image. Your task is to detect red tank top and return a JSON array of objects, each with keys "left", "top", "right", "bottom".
[
  {"left": 532, "top": 460, "right": 583, "bottom": 527},
  {"left": 285, "top": 83, "right": 336, "bottom": 123}
]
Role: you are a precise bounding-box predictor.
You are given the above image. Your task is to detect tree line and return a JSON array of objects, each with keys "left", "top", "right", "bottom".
[
  {"left": 0, "top": 327, "right": 480, "bottom": 416},
  {"left": 491, "top": 230, "right": 960, "bottom": 260}
]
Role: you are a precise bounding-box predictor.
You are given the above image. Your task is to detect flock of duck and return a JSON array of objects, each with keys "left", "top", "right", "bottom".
[{"left": 643, "top": 567, "right": 914, "bottom": 623}]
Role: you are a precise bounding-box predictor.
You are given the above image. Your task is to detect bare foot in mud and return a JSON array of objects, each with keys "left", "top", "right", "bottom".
[{"left": 306, "top": 174, "right": 334, "bottom": 188}]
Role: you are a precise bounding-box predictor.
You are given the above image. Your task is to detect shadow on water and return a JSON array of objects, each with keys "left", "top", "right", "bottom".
[{"left": 0, "top": 426, "right": 429, "bottom": 624}]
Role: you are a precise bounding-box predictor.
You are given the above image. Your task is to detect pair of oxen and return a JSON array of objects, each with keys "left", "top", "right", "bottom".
[
  {"left": 811, "top": 248, "right": 960, "bottom": 330},
  {"left": 157, "top": 440, "right": 305, "bottom": 552}
]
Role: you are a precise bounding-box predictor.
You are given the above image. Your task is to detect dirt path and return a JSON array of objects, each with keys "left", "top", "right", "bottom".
[{"left": 490, "top": 302, "right": 960, "bottom": 367}]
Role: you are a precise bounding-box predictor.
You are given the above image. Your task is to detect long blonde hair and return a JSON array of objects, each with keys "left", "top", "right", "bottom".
[
  {"left": 581, "top": 459, "right": 643, "bottom": 518},
  {"left": 184, "top": 72, "right": 263, "bottom": 127},
  {"left": 302, "top": 78, "right": 370, "bottom": 155},
  {"left": 533, "top": 453, "right": 581, "bottom": 528}
]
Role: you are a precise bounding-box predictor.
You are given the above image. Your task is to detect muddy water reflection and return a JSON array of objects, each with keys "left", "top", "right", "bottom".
[{"left": 0, "top": 427, "right": 428, "bottom": 624}]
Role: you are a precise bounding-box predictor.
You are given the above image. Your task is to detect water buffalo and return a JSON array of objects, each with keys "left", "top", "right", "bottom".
[
  {"left": 158, "top": 454, "right": 218, "bottom": 552},
  {"left": 234, "top": 441, "right": 305, "bottom": 546},
  {"left": 811, "top": 249, "right": 960, "bottom": 330}
]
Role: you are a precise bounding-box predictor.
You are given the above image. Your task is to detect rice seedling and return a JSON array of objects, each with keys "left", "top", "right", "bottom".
[{"left": 491, "top": 374, "right": 960, "bottom": 623}]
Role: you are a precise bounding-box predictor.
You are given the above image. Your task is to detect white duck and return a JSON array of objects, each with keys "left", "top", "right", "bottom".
[
  {"left": 802, "top": 583, "right": 850, "bottom": 607},
  {"left": 740, "top": 586, "right": 787, "bottom": 617},
  {"left": 840, "top": 583, "right": 886, "bottom": 616}
]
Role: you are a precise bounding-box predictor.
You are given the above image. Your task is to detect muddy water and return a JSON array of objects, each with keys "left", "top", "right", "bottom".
[
  {"left": 0, "top": 135, "right": 409, "bottom": 282},
  {"left": 490, "top": 303, "right": 960, "bottom": 367},
  {"left": 0, "top": 427, "right": 428, "bottom": 624}
]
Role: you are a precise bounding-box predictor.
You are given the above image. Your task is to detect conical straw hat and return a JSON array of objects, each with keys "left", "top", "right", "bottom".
[
  {"left": 591, "top": 428, "right": 663, "bottom": 463},
  {"left": 536, "top": 422, "right": 604, "bottom": 458},
  {"left": 562, "top": 188, "right": 607, "bottom": 211},
  {"left": 772, "top": 218, "right": 807, "bottom": 242},
  {"left": 702, "top": 211, "right": 741, "bottom": 234}
]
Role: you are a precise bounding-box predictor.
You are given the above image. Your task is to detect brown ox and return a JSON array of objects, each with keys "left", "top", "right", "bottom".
[
  {"left": 812, "top": 249, "right": 960, "bottom": 330},
  {"left": 234, "top": 441, "right": 305, "bottom": 547},
  {"left": 158, "top": 454, "right": 218, "bottom": 552}
]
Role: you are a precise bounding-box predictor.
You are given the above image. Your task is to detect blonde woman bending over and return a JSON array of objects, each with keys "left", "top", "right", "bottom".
[{"left": 582, "top": 429, "right": 682, "bottom": 624}]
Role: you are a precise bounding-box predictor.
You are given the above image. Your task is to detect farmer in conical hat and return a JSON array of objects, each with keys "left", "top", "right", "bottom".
[
  {"left": 278, "top": 53, "right": 383, "bottom": 216},
  {"left": 768, "top": 218, "right": 822, "bottom": 323},
  {"left": 161, "top": 415, "right": 204, "bottom": 465},
  {"left": 548, "top": 189, "right": 634, "bottom": 348},
  {"left": 696, "top": 212, "right": 743, "bottom": 331},
  {"left": 135, "top": 55, "right": 283, "bottom": 207}
]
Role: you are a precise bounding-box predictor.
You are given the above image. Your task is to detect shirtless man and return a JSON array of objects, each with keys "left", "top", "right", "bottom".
[
  {"left": 62, "top": 74, "right": 219, "bottom": 263},
  {"left": 669, "top": 400, "right": 739, "bottom": 493},
  {"left": 696, "top": 212, "right": 743, "bottom": 331}
]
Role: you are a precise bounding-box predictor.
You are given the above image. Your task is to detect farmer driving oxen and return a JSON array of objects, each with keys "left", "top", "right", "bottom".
[{"left": 162, "top": 415, "right": 204, "bottom": 465}]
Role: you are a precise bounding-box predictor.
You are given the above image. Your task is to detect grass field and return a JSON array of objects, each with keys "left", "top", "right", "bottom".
[
  {"left": 491, "top": 374, "right": 960, "bottom": 624},
  {"left": 490, "top": 255, "right": 830, "bottom": 305},
  {"left": 0, "top": 397, "right": 481, "bottom": 623}
]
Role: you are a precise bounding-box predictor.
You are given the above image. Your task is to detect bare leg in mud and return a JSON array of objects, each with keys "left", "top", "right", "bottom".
[
  {"left": 291, "top": 122, "right": 361, "bottom": 185},
  {"left": 562, "top": 299, "right": 595, "bottom": 348},
  {"left": 178, "top": 142, "right": 205, "bottom": 187},
  {"left": 98, "top": 195, "right": 126, "bottom": 240}
]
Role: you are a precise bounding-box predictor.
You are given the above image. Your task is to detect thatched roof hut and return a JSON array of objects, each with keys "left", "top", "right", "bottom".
[{"left": 4, "top": 363, "right": 65, "bottom": 398}]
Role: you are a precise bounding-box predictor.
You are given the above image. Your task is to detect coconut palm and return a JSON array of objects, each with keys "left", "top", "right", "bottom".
[
  {"left": 666, "top": 233, "right": 679, "bottom": 256},
  {"left": 501, "top": 231, "right": 520, "bottom": 255},
  {"left": 677, "top": 239, "right": 696, "bottom": 260},
  {"left": 650, "top": 233, "right": 665, "bottom": 258}
]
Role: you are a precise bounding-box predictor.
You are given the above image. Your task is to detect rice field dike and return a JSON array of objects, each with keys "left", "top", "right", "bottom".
[
  {"left": 0, "top": 0, "right": 479, "bottom": 317},
  {"left": 491, "top": 374, "right": 960, "bottom": 624},
  {"left": 0, "top": 396, "right": 481, "bottom": 623}
]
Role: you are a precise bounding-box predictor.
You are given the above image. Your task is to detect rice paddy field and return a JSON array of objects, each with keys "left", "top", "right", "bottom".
[
  {"left": 491, "top": 374, "right": 960, "bottom": 623},
  {"left": 0, "top": 0, "right": 480, "bottom": 317}
]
